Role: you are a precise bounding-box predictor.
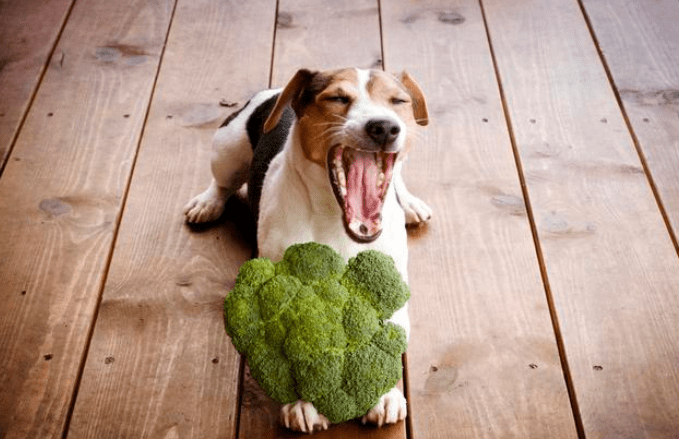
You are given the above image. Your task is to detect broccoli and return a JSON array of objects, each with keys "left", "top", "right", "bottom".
[{"left": 223, "top": 242, "right": 409, "bottom": 424}]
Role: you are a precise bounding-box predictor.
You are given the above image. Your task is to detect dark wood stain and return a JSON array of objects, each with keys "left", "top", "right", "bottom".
[
  {"left": 39, "top": 198, "right": 72, "bottom": 216},
  {"left": 438, "top": 11, "right": 465, "bottom": 25},
  {"left": 276, "top": 12, "right": 294, "bottom": 29},
  {"left": 94, "top": 44, "right": 148, "bottom": 65}
]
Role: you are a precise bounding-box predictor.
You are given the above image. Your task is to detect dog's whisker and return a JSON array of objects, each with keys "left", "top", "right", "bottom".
[
  {"left": 309, "top": 124, "right": 346, "bottom": 143},
  {"left": 314, "top": 121, "right": 345, "bottom": 128}
]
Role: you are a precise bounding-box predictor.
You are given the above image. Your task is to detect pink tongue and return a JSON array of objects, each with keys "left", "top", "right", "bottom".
[{"left": 346, "top": 151, "right": 382, "bottom": 224}]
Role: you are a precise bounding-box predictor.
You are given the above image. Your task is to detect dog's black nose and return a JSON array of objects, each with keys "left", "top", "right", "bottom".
[{"left": 365, "top": 119, "right": 400, "bottom": 148}]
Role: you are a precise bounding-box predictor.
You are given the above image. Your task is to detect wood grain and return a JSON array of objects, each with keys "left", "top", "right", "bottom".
[
  {"left": 270, "top": 0, "right": 383, "bottom": 87},
  {"left": 0, "top": 0, "right": 174, "bottom": 437},
  {"left": 236, "top": 0, "right": 406, "bottom": 438},
  {"left": 0, "top": 0, "right": 73, "bottom": 168},
  {"left": 482, "top": 0, "right": 679, "bottom": 437},
  {"left": 64, "top": 0, "right": 275, "bottom": 437},
  {"left": 580, "top": 0, "right": 679, "bottom": 250},
  {"left": 4, "top": 1, "right": 678, "bottom": 438},
  {"left": 381, "top": 0, "right": 579, "bottom": 437}
]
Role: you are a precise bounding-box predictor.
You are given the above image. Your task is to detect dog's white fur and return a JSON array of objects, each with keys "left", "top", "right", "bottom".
[{"left": 185, "top": 68, "right": 430, "bottom": 433}]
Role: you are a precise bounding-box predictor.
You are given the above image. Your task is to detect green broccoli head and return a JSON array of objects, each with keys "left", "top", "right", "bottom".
[{"left": 223, "top": 242, "right": 409, "bottom": 424}]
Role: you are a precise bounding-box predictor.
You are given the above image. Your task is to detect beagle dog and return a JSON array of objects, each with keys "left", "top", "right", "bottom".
[{"left": 184, "top": 67, "right": 431, "bottom": 433}]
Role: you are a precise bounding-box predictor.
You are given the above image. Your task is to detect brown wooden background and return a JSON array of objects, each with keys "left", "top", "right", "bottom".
[{"left": 1, "top": 0, "right": 678, "bottom": 438}]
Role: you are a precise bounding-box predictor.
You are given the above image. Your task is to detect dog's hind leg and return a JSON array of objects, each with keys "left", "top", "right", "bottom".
[{"left": 184, "top": 105, "right": 254, "bottom": 224}]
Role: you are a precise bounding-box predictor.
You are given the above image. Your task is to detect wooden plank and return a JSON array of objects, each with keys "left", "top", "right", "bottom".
[
  {"left": 580, "top": 0, "right": 679, "bottom": 250},
  {"left": 65, "top": 0, "right": 276, "bottom": 437},
  {"left": 0, "top": 0, "right": 73, "bottom": 168},
  {"left": 380, "top": 1, "right": 579, "bottom": 438},
  {"left": 237, "top": 1, "right": 407, "bottom": 438},
  {"left": 0, "top": 0, "right": 175, "bottom": 437},
  {"left": 482, "top": 0, "right": 679, "bottom": 437},
  {"left": 270, "top": 0, "right": 383, "bottom": 87}
]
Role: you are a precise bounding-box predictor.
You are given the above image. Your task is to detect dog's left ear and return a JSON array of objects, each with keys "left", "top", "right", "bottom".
[
  {"left": 400, "top": 71, "right": 429, "bottom": 126},
  {"left": 264, "top": 69, "right": 319, "bottom": 133}
]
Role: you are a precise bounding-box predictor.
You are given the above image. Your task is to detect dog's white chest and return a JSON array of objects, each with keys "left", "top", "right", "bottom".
[{"left": 256, "top": 134, "right": 408, "bottom": 277}]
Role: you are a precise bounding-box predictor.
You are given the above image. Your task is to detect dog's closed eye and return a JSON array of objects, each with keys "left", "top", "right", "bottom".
[
  {"left": 390, "top": 97, "right": 409, "bottom": 105},
  {"left": 324, "top": 95, "right": 351, "bottom": 104}
]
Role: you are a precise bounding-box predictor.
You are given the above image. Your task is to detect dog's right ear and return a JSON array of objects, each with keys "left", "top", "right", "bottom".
[{"left": 264, "top": 69, "right": 318, "bottom": 133}]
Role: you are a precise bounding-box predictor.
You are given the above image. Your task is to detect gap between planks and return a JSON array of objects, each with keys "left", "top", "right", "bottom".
[
  {"left": 575, "top": 0, "right": 679, "bottom": 258},
  {"left": 477, "top": 0, "right": 586, "bottom": 437},
  {"left": 481, "top": 0, "right": 679, "bottom": 436},
  {"left": 237, "top": 1, "right": 406, "bottom": 438},
  {"left": 0, "top": 0, "right": 77, "bottom": 178},
  {"left": 60, "top": 0, "right": 182, "bottom": 437},
  {"left": 268, "top": 0, "right": 281, "bottom": 88}
]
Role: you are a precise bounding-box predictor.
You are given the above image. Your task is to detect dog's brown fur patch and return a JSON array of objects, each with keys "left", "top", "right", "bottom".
[{"left": 297, "top": 68, "right": 359, "bottom": 167}]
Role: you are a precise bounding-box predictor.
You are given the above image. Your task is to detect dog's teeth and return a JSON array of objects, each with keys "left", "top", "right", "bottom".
[
  {"left": 337, "top": 168, "right": 346, "bottom": 183},
  {"left": 377, "top": 172, "right": 385, "bottom": 187},
  {"left": 336, "top": 166, "right": 346, "bottom": 187},
  {"left": 334, "top": 147, "right": 344, "bottom": 171},
  {"left": 334, "top": 160, "right": 347, "bottom": 197}
]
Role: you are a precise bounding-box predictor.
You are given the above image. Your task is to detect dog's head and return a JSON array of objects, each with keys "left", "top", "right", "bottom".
[{"left": 263, "top": 68, "right": 428, "bottom": 243}]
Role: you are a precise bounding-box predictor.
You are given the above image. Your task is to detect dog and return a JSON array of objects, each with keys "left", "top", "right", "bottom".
[{"left": 184, "top": 67, "right": 431, "bottom": 433}]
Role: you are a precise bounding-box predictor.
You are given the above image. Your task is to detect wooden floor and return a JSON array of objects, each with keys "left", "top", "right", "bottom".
[{"left": 1, "top": 0, "right": 679, "bottom": 437}]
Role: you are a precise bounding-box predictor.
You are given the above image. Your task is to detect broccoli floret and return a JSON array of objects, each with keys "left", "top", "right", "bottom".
[
  {"left": 223, "top": 242, "right": 409, "bottom": 424},
  {"left": 343, "top": 295, "right": 380, "bottom": 349},
  {"left": 341, "top": 250, "right": 409, "bottom": 319},
  {"left": 275, "top": 242, "right": 345, "bottom": 284},
  {"left": 247, "top": 332, "right": 297, "bottom": 403},
  {"left": 236, "top": 257, "right": 276, "bottom": 288},
  {"left": 372, "top": 322, "right": 408, "bottom": 356},
  {"left": 343, "top": 343, "right": 403, "bottom": 415},
  {"left": 223, "top": 284, "right": 260, "bottom": 353}
]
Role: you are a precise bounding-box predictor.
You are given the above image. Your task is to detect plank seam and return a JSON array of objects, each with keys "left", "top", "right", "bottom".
[
  {"left": 237, "top": 3, "right": 278, "bottom": 437},
  {"left": 0, "top": 0, "right": 78, "bottom": 179},
  {"left": 401, "top": 353, "right": 414, "bottom": 439},
  {"left": 377, "top": 0, "right": 386, "bottom": 72},
  {"left": 477, "top": 1, "right": 587, "bottom": 437},
  {"left": 234, "top": 355, "right": 246, "bottom": 438},
  {"left": 268, "top": 0, "right": 281, "bottom": 88},
  {"left": 60, "top": 0, "right": 182, "bottom": 436},
  {"left": 576, "top": 0, "right": 679, "bottom": 258}
]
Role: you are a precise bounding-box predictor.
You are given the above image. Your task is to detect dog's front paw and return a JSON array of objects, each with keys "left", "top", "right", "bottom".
[
  {"left": 280, "top": 400, "right": 330, "bottom": 433},
  {"left": 400, "top": 193, "right": 432, "bottom": 226},
  {"left": 361, "top": 387, "right": 407, "bottom": 427},
  {"left": 183, "top": 183, "right": 227, "bottom": 223}
]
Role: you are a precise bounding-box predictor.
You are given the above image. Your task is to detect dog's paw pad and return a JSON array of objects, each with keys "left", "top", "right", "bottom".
[
  {"left": 362, "top": 388, "right": 407, "bottom": 427},
  {"left": 281, "top": 400, "right": 330, "bottom": 433},
  {"left": 183, "top": 190, "right": 225, "bottom": 224},
  {"left": 401, "top": 195, "right": 432, "bottom": 226}
]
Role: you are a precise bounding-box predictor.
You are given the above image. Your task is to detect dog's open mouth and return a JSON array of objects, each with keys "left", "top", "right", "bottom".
[{"left": 328, "top": 145, "right": 397, "bottom": 243}]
